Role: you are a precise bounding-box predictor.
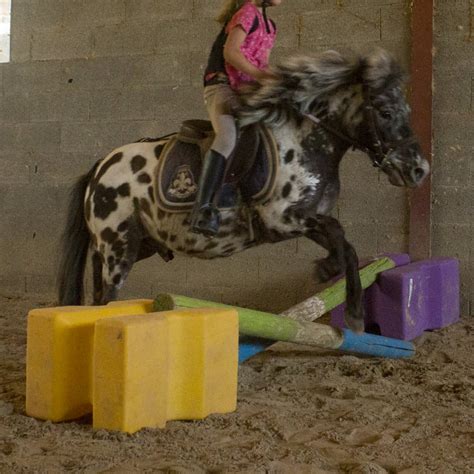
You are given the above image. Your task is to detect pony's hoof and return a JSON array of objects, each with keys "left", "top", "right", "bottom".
[{"left": 344, "top": 313, "right": 365, "bottom": 334}]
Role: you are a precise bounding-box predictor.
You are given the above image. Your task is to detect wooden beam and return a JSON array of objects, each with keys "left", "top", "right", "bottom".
[{"left": 408, "top": 0, "right": 434, "bottom": 260}]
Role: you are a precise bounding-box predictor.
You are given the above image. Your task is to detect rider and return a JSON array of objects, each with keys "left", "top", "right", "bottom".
[{"left": 190, "top": 0, "right": 281, "bottom": 237}]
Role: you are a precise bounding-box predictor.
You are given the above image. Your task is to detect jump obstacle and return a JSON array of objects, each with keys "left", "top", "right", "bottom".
[
  {"left": 26, "top": 255, "right": 459, "bottom": 433},
  {"left": 27, "top": 302, "right": 238, "bottom": 433},
  {"left": 154, "top": 255, "right": 418, "bottom": 362},
  {"left": 331, "top": 257, "right": 460, "bottom": 340}
]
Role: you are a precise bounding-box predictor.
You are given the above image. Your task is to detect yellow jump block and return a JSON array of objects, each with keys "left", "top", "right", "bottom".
[
  {"left": 93, "top": 308, "right": 238, "bottom": 433},
  {"left": 26, "top": 300, "right": 154, "bottom": 422}
]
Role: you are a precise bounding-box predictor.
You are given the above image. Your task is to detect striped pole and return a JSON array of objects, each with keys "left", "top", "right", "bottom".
[{"left": 153, "top": 257, "right": 415, "bottom": 361}]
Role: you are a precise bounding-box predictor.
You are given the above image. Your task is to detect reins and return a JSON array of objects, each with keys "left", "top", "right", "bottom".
[{"left": 301, "top": 85, "right": 417, "bottom": 171}]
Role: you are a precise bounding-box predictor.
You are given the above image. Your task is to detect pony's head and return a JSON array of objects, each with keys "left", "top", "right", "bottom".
[
  {"left": 239, "top": 49, "right": 429, "bottom": 188},
  {"left": 355, "top": 50, "right": 429, "bottom": 187}
]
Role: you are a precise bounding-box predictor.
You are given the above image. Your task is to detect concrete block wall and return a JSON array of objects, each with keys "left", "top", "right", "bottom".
[
  {"left": 432, "top": 0, "right": 474, "bottom": 315},
  {"left": 0, "top": 0, "right": 472, "bottom": 315}
]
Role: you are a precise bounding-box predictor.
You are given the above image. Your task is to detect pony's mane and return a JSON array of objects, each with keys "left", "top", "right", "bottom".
[{"left": 238, "top": 49, "right": 404, "bottom": 127}]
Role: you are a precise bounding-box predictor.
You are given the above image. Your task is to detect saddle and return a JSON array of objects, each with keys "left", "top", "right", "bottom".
[{"left": 155, "top": 119, "right": 279, "bottom": 212}]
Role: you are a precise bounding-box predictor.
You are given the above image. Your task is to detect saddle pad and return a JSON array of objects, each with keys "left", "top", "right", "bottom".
[{"left": 155, "top": 125, "right": 279, "bottom": 213}]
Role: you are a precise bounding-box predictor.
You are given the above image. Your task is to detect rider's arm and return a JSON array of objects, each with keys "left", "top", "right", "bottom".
[{"left": 224, "top": 26, "right": 274, "bottom": 83}]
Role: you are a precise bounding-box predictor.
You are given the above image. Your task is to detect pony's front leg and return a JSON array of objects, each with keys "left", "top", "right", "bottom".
[{"left": 304, "top": 215, "right": 364, "bottom": 333}]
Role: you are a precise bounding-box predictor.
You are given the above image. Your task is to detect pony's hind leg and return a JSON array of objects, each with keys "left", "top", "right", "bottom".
[
  {"left": 92, "top": 250, "right": 104, "bottom": 305},
  {"left": 304, "top": 215, "right": 363, "bottom": 333},
  {"left": 92, "top": 219, "right": 142, "bottom": 305}
]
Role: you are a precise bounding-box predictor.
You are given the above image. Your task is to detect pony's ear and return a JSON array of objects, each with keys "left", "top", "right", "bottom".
[{"left": 363, "top": 49, "right": 405, "bottom": 91}]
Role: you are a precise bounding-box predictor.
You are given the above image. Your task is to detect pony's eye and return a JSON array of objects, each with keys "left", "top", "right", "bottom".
[{"left": 380, "top": 110, "right": 392, "bottom": 120}]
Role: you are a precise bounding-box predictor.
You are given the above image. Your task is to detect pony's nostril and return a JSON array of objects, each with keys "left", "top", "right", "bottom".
[{"left": 413, "top": 167, "right": 426, "bottom": 182}]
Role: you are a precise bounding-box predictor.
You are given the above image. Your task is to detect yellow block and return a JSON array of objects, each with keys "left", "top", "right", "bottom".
[
  {"left": 93, "top": 314, "right": 169, "bottom": 432},
  {"left": 26, "top": 300, "right": 153, "bottom": 421},
  {"left": 164, "top": 308, "right": 239, "bottom": 420},
  {"left": 92, "top": 308, "right": 239, "bottom": 433}
]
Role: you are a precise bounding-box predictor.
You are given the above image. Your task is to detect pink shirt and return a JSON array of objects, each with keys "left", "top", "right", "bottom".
[{"left": 225, "top": 2, "right": 277, "bottom": 90}]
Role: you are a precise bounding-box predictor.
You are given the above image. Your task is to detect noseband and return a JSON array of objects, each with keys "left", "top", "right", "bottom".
[{"left": 302, "top": 85, "right": 417, "bottom": 171}]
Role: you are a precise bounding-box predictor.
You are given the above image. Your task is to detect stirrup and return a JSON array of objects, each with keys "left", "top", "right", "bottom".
[{"left": 190, "top": 204, "right": 221, "bottom": 237}]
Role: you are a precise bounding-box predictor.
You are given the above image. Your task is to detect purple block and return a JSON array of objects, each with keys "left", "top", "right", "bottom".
[
  {"left": 332, "top": 258, "right": 460, "bottom": 340},
  {"left": 331, "top": 253, "right": 410, "bottom": 332}
]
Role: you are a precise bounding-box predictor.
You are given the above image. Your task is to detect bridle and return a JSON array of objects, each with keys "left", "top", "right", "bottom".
[{"left": 302, "top": 84, "right": 417, "bottom": 171}]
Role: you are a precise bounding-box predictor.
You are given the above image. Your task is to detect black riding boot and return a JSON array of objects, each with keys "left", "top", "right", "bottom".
[{"left": 190, "top": 149, "right": 227, "bottom": 237}]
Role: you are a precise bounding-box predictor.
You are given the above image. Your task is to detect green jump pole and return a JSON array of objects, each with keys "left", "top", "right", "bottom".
[
  {"left": 154, "top": 293, "right": 344, "bottom": 349},
  {"left": 280, "top": 256, "right": 398, "bottom": 322},
  {"left": 155, "top": 256, "right": 397, "bottom": 326},
  {"left": 153, "top": 256, "right": 415, "bottom": 359}
]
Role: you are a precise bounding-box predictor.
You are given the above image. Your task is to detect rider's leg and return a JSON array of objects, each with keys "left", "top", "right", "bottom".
[{"left": 190, "top": 84, "right": 238, "bottom": 237}]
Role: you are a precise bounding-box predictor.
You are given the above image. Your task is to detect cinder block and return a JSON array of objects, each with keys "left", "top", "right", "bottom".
[
  {"left": 32, "top": 26, "right": 93, "bottom": 61},
  {"left": 0, "top": 153, "right": 32, "bottom": 185},
  {"left": 381, "top": 4, "right": 409, "bottom": 41},
  {"left": 92, "top": 22, "right": 156, "bottom": 58},
  {"left": 434, "top": 0, "right": 471, "bottom": 40},
  {"left": 374, "top": 185, "right": 408, "bottom": 226},
  {"left": 432, "top": 149, "right": 470, "bottom": 188},
  {"left": 32, "top": 152, "right": 96, "bottom": 185},
  {"left": 120, "top": 120, "right": 164, "bottom": 144},
  {"left": 376, "top": 224, "right": 408, "bottom": 255},
  {"left": 2, "top": 61, "right": 64, "bottom": 94},
  {"left": 125, "top": 0, "right": 193, "bottom": 21},
  {"left": 191, "top": 0, "right": 222, "bottom": 19},
  {"left": 30, "top": 91, "right": 90, "bottom": 123},
  {"left": 60, "top": 121, "right": 124, "bottom": 155},
  {"left": 16, "top": 122, "right": 61, "bottom": 154},
  {"left": 0, "top": 221, "right": 32, "bottom": 275},
  {"left": 25, "top": 274, "right": 57, "bottom": 298},
  {"left": 62, "top": 57, "right": 128, "bottom": 91},
  {"left": 435, "top": 39, "right": 473, "bottom": 71},
  {"left": 258, "top": 256, "right": 314, "bottom": 290},
  {"left": 26, "top": 300, "right": 154, "bottom": 421},
  {"left": 432, "top": 224, "right": 471, "bottom": 262},
  {"left": 189, "top": 19, "right": 222, "bottom": 54},
  {"left": 270, "top": 12, "right": 299, "bottom": 49},
  {"left": 61, "top": 0, "right": 126, "bottom": 28},
  {"left": 89, "top": 87, "right": 157, "bottom": 121},
  {"left": 9, "top": 0, "right": 31, "bottom": 62},
  {"left": 123, "top": 53, "right": 192, "bottom": 87},
  {"left": 154, "top": 85, "right": 204, "bottom": 123},
  {"left": 434, "top": 69, "right": 472, "bottom": 113},
  {"left": 154, "top": 20, "right": 193, "bottom": 54},
  {"left": 186, "top": 255, "right": 259, "bottom": 289},
  {"left": 343, "top": 221, "right": 379, "bottom": 257},
  {"left": 27, "top": 0, "right": 65, "bottom": 30},
  {"left": 0, "top": 124, "right": 18, "bottom": 153},
  {"left": 331, "top": 258, "right": 460, "bottom": 340},
  {"left": 300, "top": 8, "right": 381, "bottom": 47},
  {"left": 433, "top": 185, "right": 473, "bottom": 226}
]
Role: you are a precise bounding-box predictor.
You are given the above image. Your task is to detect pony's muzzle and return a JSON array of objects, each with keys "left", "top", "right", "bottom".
[{"left": 410, "top": 155, "right": 430, "bottom": 186}]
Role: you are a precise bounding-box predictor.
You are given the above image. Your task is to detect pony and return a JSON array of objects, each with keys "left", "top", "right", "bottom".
[{"left": 58, "top": 50, "right": 429, "bottom": 333}]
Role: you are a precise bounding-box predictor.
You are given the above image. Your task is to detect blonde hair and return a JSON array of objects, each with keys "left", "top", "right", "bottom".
[{"left": 216, "top": 0, "right": 248, "bottom": 25}]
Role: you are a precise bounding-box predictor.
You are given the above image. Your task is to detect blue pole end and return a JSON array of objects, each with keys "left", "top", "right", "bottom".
[
  {"left": 339, "top": 329, "right": 415, "bottom": 358},
  {"left": 239, "top": 336, "right": 273, "bottom": 363}
]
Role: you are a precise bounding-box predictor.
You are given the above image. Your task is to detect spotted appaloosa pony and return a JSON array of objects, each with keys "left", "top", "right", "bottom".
[{"left": 58, "top": 50, "right": 429, "bottom": 333}]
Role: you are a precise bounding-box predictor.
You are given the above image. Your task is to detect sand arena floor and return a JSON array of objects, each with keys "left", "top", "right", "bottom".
[{"left": 0, "top": 295, "right": 473, "bottom": 473}]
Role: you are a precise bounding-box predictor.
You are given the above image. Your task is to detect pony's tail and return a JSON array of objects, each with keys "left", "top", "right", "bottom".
[{"left": 57, "top": 162, "right": 100, "bottom": 305}]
